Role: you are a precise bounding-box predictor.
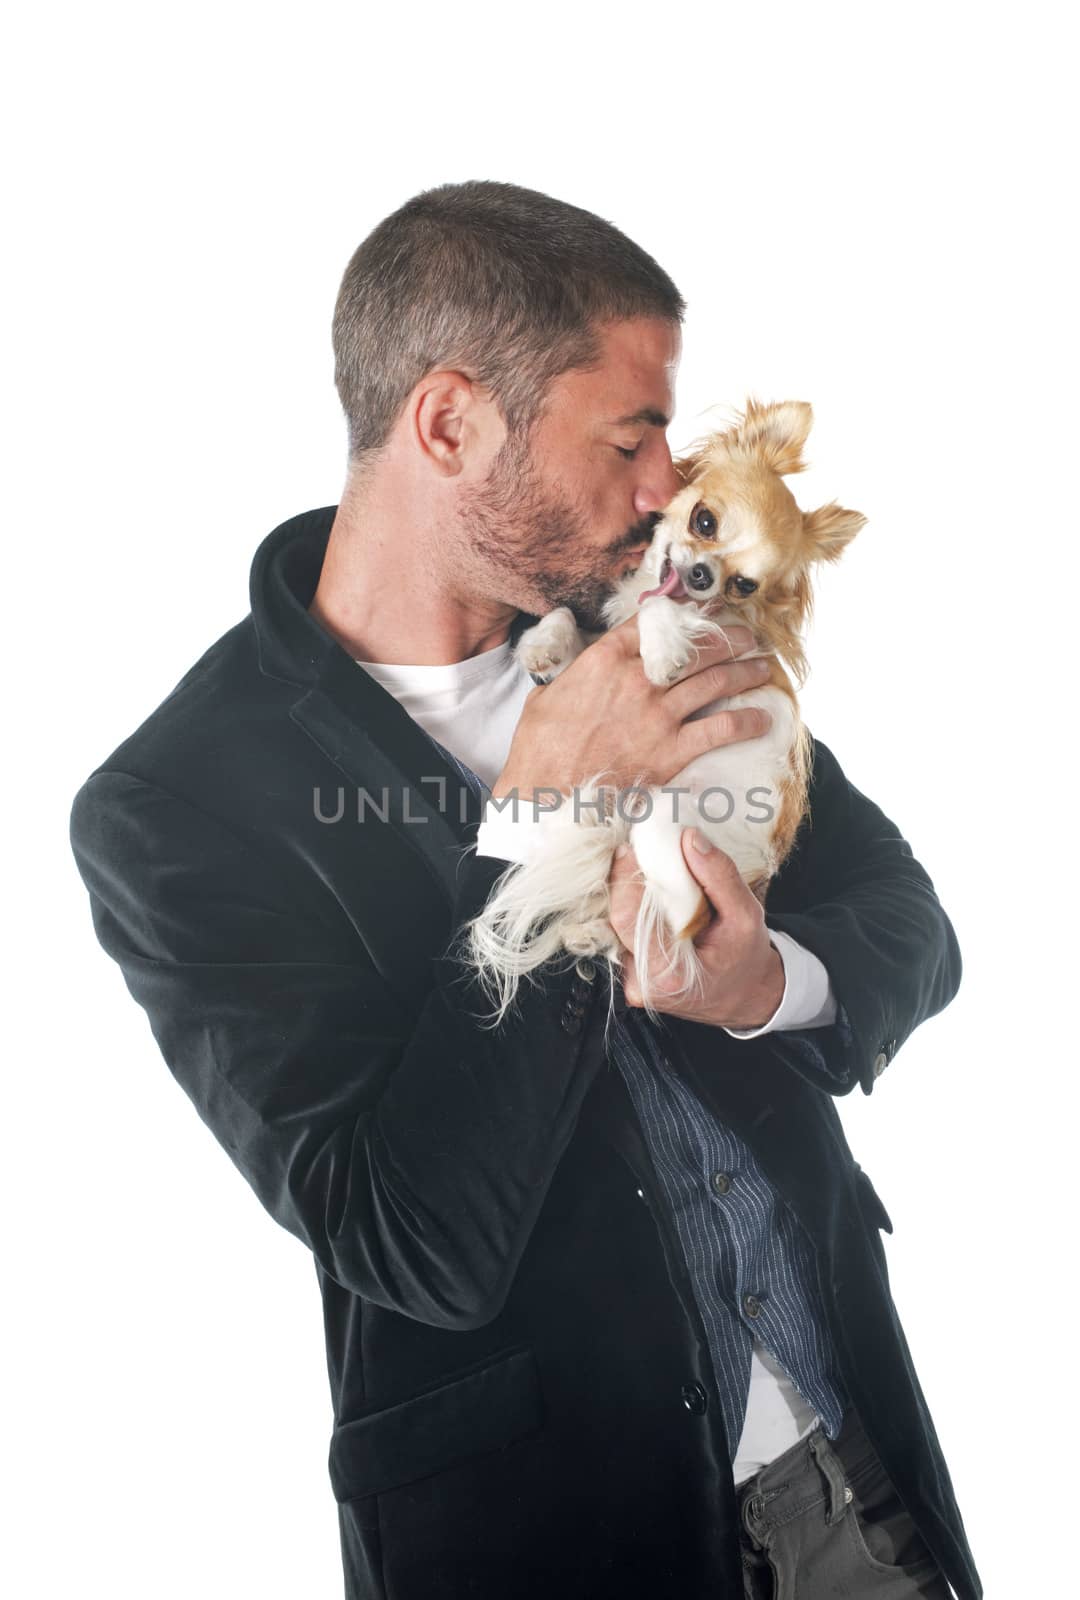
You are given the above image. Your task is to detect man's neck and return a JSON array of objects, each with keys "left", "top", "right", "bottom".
[{"left": 308, "top": 486, "right": 517, "bottom": 667}]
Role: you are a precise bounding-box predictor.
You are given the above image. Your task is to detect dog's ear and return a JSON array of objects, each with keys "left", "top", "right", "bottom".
[
  {"left": 672, "top": 447, "right": 704, "bottom": 486},
  {"left": 728, "top": 398, "right": 813, "bottom": 477},
  {"left": 801, "top": 501, "right": 867, "bottom": 563}
]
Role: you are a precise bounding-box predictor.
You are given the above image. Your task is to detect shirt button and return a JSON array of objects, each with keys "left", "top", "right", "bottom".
[
  {"left": 743, "top": 1293, "right": 762, "bottom": 1319},
  {"left": 681, "top": 1382, "right": 708, "bottom": 1415},
  {"left": 561, "top": 1008, "right": 583, "bottom": 1035},
  {"left": 574, "top": 959, "right": 597, "bottom": 983},
  {"left": 711, "top": 1171, "right": 732, "bottom": 1196},
  {"left": 873, "top": 1051, "right": 888, "bottom": 1077}
]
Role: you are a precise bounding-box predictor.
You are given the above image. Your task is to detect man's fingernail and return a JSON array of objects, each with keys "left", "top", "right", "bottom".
[
  {"left": 690, "top": 829, "right": 714, "bottom": 854},
  {"left": 614, "top": 843, "right": 630, "bottom": 860}
]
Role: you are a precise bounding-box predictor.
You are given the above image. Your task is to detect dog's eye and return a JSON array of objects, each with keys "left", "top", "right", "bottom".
[
  {"left": 726, "top": 575, "right": 759, "bottom": 598},
  {"left": 690, "top": 502, "right": 717, "bottom": 539}
]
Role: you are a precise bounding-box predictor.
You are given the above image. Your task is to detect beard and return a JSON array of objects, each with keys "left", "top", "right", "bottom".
[{"left": 456, "top": 426, "right": 659, "bottom": 633}]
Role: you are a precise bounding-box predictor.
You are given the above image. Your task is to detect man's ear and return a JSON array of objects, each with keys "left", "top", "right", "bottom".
[
  {"left": 413, "top": 369, "right": 487, "bottom": 476},
  {"left": 801, "top": 501, "right": 868, "bottom": 563}
]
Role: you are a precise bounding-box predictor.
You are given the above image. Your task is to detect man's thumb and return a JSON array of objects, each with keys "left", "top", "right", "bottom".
[{"left": 681, "top": 828, "right": 740, "bottom": 898}]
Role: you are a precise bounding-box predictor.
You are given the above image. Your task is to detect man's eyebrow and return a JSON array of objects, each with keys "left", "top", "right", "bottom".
[{"left": 609, "top": 406, "right": 671, "bottom": 428}]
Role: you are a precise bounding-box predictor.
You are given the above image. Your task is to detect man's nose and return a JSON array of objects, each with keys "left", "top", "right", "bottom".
[{"left": 633, "top": 448, "right": 684, "bottom": 518}]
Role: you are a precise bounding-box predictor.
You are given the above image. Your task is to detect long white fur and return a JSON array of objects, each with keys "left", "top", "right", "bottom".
[{"left": 463, "top": 765, "right": 628, "bottom": 1028}]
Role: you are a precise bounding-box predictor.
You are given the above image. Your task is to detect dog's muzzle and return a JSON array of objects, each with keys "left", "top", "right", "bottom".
[{"left": 638, "top": 554, "right": 718, "bottom": 604}]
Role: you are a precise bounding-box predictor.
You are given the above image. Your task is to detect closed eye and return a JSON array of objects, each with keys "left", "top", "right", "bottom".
[{"left": 615, "top": 442, "right": 643, "bottom": 460}]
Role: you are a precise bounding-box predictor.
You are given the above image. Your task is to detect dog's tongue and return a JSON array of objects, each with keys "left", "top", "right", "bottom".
[{"left": 638, "top": 560, "right": 685, "bottom": 604}]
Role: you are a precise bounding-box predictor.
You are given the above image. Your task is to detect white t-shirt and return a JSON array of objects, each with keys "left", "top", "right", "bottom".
[
  {"left": 354, "top": 639, "right": 531, "bottom": 794},
  {"left": 354, "top": 638, "right": 830, "bottom": 1482}
]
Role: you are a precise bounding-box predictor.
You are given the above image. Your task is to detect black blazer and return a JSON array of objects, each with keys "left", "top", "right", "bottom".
[{"left": 69, "top": 506, "right": 982, "bottom": 1600}]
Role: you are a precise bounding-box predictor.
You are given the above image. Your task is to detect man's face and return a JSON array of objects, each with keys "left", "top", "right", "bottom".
[{"left": 457, "top": 316, "right": 684, "bottom": 631}]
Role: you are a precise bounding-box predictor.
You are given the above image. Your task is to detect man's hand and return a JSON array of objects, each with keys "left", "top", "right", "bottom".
[
  {"left": 608, "top": 828, "right": 785, "bottom": 1029},
  {"left": 492, "top": 614, "right": 772, "bottom": 802}
]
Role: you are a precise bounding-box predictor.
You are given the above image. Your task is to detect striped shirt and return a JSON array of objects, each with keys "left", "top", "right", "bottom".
[{"left": 612, "top": 1010, "right": 847, "bottom": 1454}]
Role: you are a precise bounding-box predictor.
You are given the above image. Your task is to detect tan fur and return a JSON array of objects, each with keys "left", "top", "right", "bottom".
[
  {"left": 661, "top": 399, "right": 863, "bottom": 900},
  {"left": 675, "top": 399, "right": 866, "bottom": 693},
  {"left": 768, "top": 690, "right": 812, "bottom": 888},
  {"left": 677, "top": 892, "right": 712, "bottom": 942}
]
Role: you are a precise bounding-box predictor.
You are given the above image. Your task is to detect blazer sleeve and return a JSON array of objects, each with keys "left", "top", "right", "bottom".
[
  {"left": 756, "top": 733, "right": 962, "bottom": 1097},
  {"left": 69, "top": 769, "right": 609, "bottom": 1332}
]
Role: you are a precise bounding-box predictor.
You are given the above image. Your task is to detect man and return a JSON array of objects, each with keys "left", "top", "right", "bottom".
[{"left": 70, "top": 180, "right": 982, "bottom": 1598}]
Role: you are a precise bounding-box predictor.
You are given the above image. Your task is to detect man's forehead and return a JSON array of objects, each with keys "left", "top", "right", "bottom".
[{"left": 545, "top": 317, "right": 679, "bottom": 425}]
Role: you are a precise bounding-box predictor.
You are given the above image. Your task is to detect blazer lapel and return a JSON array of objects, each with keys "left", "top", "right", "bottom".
[
  {"left": 248, "top": 506, "right": 511, "bottom": 1009},
  {"left": 252, "top": 505, "right": 492, "bottom": 894},
  {"left": 289, "top": 651, "right": 483, "bottom": 904}
]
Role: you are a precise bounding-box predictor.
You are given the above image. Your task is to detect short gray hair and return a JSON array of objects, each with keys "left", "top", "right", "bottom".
[{"left": 332, "top": 179, "right": 686, "bottom": 470}]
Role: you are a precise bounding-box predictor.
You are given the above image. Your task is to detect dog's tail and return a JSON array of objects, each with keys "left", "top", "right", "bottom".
[
  {"left": 463, "top": 774, "right": 629, "bottom": 1027},
  {"left": 631, "top": 881, "right": 708, "bottom": 1021}
]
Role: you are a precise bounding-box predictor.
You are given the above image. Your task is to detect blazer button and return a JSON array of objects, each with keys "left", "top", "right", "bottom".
[
  {"left": 873, "top": 1051, "right": 888, "bottom": 1077},
  {"left": 743, "top": 1293, "right": 762, "bottom": 1319},
  {"left": 681, "top": 1382, "right": 708, "bottom": 1415},
  {"left": 711, "top": 1171, "right": 732, "bottom": 1197}
]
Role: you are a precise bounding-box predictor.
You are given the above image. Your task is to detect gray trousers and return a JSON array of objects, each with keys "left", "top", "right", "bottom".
[{"left": 735, "top": 1406, "right": 954, "bottom": 1598}]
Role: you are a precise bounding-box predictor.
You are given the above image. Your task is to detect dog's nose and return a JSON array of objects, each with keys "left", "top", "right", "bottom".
[{"left": 686, "top": 564, "right": 715, "bottom": 591}]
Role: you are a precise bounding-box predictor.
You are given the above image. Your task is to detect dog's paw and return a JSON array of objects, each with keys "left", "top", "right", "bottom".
[
  {"left": 637, "top": 595, "right": 699, "bottom": 685},
  {"left": 516, "top": 607, "right": 584, "bottom": 684},
  {"left": 641, "top": 638, "right": 693, "bottom": 685}
]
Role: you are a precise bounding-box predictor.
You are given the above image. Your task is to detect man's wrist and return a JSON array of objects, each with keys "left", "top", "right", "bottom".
[
  {"left": 719, "top": 942, "right": 786, "bottom": 1030},
  {"left": 490, "top": 773, "right": 564, "bottom": 806}
]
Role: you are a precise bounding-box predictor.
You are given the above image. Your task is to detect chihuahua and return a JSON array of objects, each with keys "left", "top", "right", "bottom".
[{"left": 463, "top": 398, "right": 866, "bottom": 1024}]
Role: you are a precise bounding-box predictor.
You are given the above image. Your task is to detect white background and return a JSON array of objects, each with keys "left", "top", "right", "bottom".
[{"left": 5, "top": 3, "right": 1076, "bottom": 1595}]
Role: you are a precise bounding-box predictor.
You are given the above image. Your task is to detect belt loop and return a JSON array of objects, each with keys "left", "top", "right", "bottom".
[{"left": 807, "top": 1429, "right": 852, "bottom": 1526}]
